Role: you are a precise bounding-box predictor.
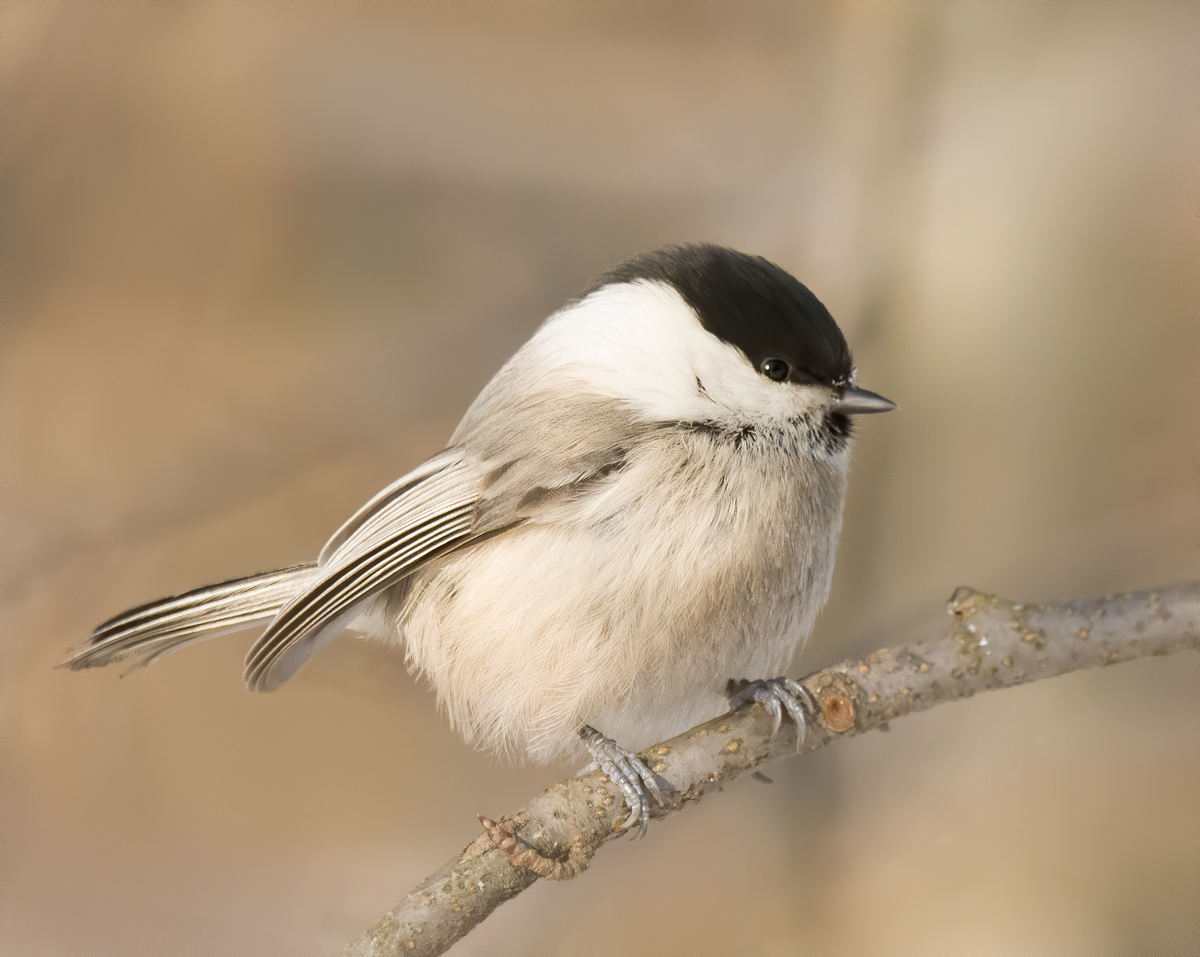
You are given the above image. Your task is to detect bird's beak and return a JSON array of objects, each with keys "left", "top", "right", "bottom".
[{"left": 832, "top": 386, "right": 896, "bottom": 415}]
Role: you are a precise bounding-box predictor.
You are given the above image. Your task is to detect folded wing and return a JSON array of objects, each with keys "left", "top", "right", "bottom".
[{"left": 243, "top": 455, "right": 484, "bottom": 692}]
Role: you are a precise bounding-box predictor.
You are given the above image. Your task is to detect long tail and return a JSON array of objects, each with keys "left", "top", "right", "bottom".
[{"left": 61, "top": 563, "right": 320, "bottom": 674}]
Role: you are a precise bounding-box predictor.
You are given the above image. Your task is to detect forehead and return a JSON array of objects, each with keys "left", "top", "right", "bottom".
[{"left": 585, "top": 244, "right": 853, "bottom": 384}]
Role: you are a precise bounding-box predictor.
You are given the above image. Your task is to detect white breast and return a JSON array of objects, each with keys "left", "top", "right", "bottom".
[{"left": 388, "top": 425, "right": 848, "bottom": 765}]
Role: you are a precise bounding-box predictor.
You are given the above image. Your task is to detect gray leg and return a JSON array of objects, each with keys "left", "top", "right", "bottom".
[
  {"left": 727, "top": 677, "right": 817, "bottom": 749},
  {"left": 577, "top": 725, "right": 670, "bottom": 839}
]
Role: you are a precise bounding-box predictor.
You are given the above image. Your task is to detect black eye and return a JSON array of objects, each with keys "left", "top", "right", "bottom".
[{"left": 759, "top": 357, "right": 791, "bottom": 382}]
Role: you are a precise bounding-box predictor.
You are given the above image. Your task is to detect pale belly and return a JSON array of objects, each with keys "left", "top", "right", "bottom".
[{"left": 374, "top": 439, "right": 845, "bottom": 764}]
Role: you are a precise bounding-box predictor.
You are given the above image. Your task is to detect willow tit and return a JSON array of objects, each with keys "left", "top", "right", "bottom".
[{"left": 65, "top": 244, "right": 894, "bottom": 836}]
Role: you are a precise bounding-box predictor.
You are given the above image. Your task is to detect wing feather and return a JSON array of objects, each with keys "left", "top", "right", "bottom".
[
  {"left": 317, "top": 456, "right": 451, "bottom": 565},
  {"left": 243, "top": 458, "right": 482, "bottom": 692},
  {"left": 244, "top": 392, "right": 650, "bottom": 693}
]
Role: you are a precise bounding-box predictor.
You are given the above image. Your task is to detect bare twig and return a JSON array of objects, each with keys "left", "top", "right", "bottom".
[{"left": 342, "top": 583, "right": 1199, "bottom": 957}]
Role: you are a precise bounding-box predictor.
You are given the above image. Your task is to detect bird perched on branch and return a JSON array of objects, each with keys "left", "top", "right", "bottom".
[{"left": 64, "top": 243, "right": 894, "bottom": 838}]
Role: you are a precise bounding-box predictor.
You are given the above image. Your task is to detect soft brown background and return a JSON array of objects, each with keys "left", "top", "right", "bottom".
[{"left": 3, "top": 5, "right": 1196, "bottom": 955}]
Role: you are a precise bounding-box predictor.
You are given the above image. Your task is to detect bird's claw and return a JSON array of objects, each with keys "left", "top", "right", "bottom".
[
  {"left": 727, "top": 676, "right": 816, "bottom": 749},
  {"left": 578, "top": 725, "right": 670, "bottom": 839}
]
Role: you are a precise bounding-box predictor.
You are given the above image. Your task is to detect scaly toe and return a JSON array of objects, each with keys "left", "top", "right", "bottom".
[
  {"left": 727, "top": 676, "right": 817, "bottom": 749},
  {"left": 578, "top": 725, "right": 671, "bottom": 839}
]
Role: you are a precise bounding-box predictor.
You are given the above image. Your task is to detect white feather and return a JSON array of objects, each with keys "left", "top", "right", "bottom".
[{"left": 391, "top": 419, "right": 848, "bottom": 764}]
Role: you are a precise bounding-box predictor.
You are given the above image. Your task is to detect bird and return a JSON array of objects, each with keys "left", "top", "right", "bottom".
[{"left": 63, "top": 243, "right": 894, "bottom": 839}]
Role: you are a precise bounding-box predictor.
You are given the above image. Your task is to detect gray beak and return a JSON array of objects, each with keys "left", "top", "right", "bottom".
[{"left": 832, "top": 386, "right": 896, "bottom": 415}]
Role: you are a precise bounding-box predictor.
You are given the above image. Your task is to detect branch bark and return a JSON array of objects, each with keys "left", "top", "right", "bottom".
[{"left": 341, "top": 582, "right": 1200, "bottom": 957}]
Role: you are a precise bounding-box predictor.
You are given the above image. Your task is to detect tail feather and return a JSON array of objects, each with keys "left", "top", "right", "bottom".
[{"left": 62, "top": 564, "right": 319, "bottom": 673}]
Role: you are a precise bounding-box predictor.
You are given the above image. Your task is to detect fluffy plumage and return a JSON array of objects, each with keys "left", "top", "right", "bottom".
[{"left": 65, "top": 244, "right": 885, "bottom": 766}]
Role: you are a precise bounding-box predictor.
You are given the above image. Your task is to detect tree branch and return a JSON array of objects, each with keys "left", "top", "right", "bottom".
[{"left": 341, "top": 583, "right": 1200, "bottom": 957}]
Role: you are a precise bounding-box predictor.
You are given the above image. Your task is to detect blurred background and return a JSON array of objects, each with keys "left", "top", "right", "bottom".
[{"left": 3, "top": 4, "right": 1196, "bottom": 955}]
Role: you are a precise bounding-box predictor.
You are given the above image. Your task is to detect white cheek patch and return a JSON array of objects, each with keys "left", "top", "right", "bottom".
[
  {"left": 527, "top": 281, "right": 713, "bottom": 421},
  {"left": 688, "top": 345, "right": 824, "bottom": 426},
  {"left": 527, "top": 280, "right": 825, "bottom": 425}
]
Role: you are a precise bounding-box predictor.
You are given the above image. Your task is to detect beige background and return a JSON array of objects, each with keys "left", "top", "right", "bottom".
[{"left": 3, "top": 5, "right": 1196, "bottom": 955}]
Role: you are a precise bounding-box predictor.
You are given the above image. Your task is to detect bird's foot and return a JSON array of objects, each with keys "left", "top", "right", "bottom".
[
  {"left": 727, "top": 676, "right": 817, "bottom": 749},
  {"left": 577, "top": 724, "right": 671, "bottom": 839}
]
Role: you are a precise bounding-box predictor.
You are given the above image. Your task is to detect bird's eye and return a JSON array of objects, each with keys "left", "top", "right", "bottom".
[{"left": 759, "top": 357, "right": 791, "bottom": 382}]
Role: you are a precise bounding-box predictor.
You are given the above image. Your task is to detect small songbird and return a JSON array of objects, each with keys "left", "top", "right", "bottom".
[{"left": 65, "top": 244, "right": 894, "bottom": 835}]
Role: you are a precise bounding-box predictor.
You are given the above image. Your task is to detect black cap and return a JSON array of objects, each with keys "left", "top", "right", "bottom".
[{"left": 586, "top": 244, "right": 853, "bottom": 388}]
